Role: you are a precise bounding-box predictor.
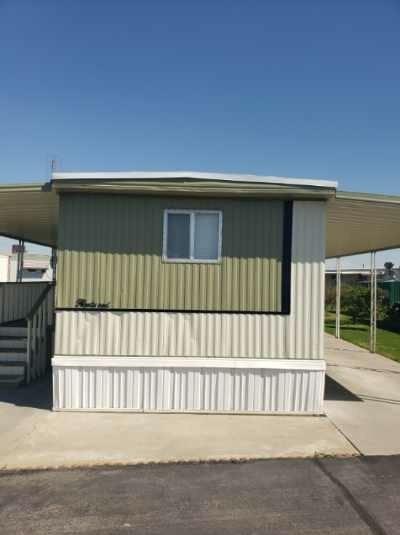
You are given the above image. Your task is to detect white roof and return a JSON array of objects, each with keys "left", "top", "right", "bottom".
[{"left": 52, "top": 171, "right": 338, "bottom": 189}]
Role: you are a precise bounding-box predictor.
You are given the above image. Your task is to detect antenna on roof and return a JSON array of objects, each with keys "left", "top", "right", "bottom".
[{"left": 48, "top": 158, "right": 59, "bottom": 180}]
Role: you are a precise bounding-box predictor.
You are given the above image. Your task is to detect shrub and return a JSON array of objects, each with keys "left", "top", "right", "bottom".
[
  {"left": 341, "top": 285, "right": 389, "bottom": 324},
  {"left": 325, "top": 286, "right": 337, "bottom": 311}
]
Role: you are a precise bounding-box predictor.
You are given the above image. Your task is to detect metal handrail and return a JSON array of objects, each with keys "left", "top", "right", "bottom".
[
  {"left": 0, "top": 282, "right": 49, "bottom": 325},
  {"left": 27, "top": 283, "right": 54, "bottom": 320}
]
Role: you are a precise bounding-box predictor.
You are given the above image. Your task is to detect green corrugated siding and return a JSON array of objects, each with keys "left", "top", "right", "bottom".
[
  {"left": 56, "top": 193, "right": 284, "bottom": 311},
  {"left": 378, "top": 281, "right": 400, "bottom": 305}
]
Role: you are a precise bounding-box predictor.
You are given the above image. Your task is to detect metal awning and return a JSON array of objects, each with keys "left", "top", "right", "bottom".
[
  {"left": 327, "top": 191, "right": 400, "bottom": 258},
  {"left": 0, "top": 179, "right": 399, "bottom": 257},
  {"left": 0, "top": 184, "right": 58, "bottom": 247}
]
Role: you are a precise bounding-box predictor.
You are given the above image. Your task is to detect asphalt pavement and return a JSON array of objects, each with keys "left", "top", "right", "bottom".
[{"left": 1, "top": 456, "right": 400, "bottom": 534}]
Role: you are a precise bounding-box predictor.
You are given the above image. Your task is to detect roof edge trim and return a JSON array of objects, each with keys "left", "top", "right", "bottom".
[
  {"left": 52, "top": 171, "right": 338, "bottom": 189},
  {"left": 336, "top": 190, "right": 400, "bottom": 204},
  {"left": 0, "top": 183, "right": 48, "bottom": 193}
]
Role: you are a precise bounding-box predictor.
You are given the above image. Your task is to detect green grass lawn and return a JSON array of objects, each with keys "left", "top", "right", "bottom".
[{"left": 325, "top": 312, "right": 400, "bottom": 363}]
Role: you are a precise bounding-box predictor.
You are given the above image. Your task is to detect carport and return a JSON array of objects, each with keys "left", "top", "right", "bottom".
[
  {"left": 0, "top": 183, "right": 57, "bottom": 385},
  {"left": 327, "top": 191, "right": 400, "bottom": 352},
  {"left": 324, "top": 191, "right": 400, "bottom": 454},
  {"left": 0, "top": 183, "right": 58, "bottom": 247},
  {"left": 0, "top": 183, "right": 57, "bottom": 282}
]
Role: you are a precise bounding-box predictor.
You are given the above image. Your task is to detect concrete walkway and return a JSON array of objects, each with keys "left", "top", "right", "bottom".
[
  {"left": 325, "top": 333, "right": 400, "bottom": 455},
  {"left": 2, "top": 334, "right": 400, "bottom": 470},
  {"left": 0, "top": 375, "right": 354, "bottom": 471}
]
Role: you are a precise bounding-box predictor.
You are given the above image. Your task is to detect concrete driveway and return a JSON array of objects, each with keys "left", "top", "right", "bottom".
[
  {"left": 0, "top": 374, "right": 354, "bottom": 470},
  {"left": 325, "top": 334, "right": 400, "bottom": 455}
]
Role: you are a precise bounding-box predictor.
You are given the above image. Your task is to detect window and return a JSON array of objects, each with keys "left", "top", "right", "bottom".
[{"left": 163, "top": 210, "right": 222, "bottom": 262}]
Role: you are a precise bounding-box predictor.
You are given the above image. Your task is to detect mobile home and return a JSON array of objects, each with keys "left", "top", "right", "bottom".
[
  {"left": 0, "top": 249, "right": 52, "bottom": 282},
  {"left": 0, "top": 172, "right": 399, "bottom": 413}
]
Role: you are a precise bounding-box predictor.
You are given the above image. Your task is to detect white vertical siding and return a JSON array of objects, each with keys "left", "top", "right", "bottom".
[
  {"left": 289, "top": 200, "right": 326, "bottom": 359},
  {"left": 52, "top": 356, "right": 326, "bottom": 414},
  {"left": 54, "top": 201, "right": 326, "bottom": 360},
  {"left": 56, "top": 311, "right": 288, "bottom": 358}
]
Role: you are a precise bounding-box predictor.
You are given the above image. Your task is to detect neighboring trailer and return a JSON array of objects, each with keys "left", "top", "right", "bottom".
[
  {"left": 378, "top": 281, "right": 400, "bottom": 306},
  {"left": 0, "top": 251, "right": 52, "bottom": 282}
]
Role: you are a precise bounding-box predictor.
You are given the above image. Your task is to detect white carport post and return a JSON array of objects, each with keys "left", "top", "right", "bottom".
[
  {"left": 370, "top": 251, "right": 377, "bottom": 353},
  {"left": 335, "top": 257, "right": 341, "bottom": 339}
]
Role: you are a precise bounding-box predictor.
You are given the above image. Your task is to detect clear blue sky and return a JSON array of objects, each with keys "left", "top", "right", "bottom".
[{"left": 1, "top": 0, "right": 400, "bottom": 265}]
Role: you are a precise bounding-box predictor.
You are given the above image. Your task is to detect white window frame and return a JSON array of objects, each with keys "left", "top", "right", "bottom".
[{"left": 162, "top": 209, "right": 223, "bottom": 263}]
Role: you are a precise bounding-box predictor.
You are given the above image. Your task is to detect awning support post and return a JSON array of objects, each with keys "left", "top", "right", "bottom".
[
  {"left": 16, "top": 239, "right": 25, "bottom": 283},
  {"left": 16, "top": 242, "right": 20, "bottom": 282},
  {"left": 335, "top": 257, "right": 341, "bottom": 339},
  {"left": 369, "top": 251, "right": 377, "bottom": 353},
  {"left": 51, "top": 247, "right": 57, "bottom": 282}
]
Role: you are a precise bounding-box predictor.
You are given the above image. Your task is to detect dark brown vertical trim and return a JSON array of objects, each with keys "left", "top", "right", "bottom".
[{"left": 281, "top": 201, "right": 293, "bottom": 315}]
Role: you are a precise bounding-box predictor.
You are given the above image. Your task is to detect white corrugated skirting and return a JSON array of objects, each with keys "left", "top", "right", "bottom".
[
  {"left": 52, "top": 357, "right": 326, "bottom": 414},
  {"left": 54, "top": 201, "right": 326, "bottom": 360}
]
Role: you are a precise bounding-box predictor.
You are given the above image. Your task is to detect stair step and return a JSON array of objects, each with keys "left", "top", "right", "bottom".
[
  {"left": 0, "top": 339, "right": 26, "bottom": 349},
  {"left": 0, "top": 353, "right": 27, "bottom": 363},
  {"left": 0, "top": 327, "right": 27, "bottom": 337},
  {"left": 0, "top": 348, "right": 27, "bottom": 355},
  {"left": 0, "top": 351, "right": 26, "bottom": 360},
  {"left": 0, "top": 376, "right": 24, "bottom": 387},
  {"left": 0, "top": 365, "right": 25, "bottom": 376}
]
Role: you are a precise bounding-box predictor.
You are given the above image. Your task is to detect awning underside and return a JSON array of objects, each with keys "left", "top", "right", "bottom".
[
  {"left": 0, "top": 185, "right": 58, "bottom": 247},
  {"left": 0, "top": 184, "right": 399, "bottom": 258},
  {"left": 326, "top": 192, "right": 400, "bottom": 258}
]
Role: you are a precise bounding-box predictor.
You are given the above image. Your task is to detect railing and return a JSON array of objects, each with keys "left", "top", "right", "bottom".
[
  {"left": 26, "top": 284, "right": 55, "bottom": 384},
  {"left": 0, "top": 282, "right": 48, "bottom": 325}
]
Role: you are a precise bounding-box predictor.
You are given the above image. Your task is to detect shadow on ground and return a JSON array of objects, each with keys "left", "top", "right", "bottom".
[
  {"left": 0, "top": 373, "right": 364, "bottom": 410},
  {"left": 324, "top": 375, "right": 362, "bottom": 402},
  {"left": 0, "top": 373, "right": 52, "bottom": 411}
]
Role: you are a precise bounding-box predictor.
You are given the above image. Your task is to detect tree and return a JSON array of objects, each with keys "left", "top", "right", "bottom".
[
  {"left": 384, "top": 261, "right": 395, "bottom": 280},
  {"left": 341, "top": 285, "right": 389, "bottom": 324}
]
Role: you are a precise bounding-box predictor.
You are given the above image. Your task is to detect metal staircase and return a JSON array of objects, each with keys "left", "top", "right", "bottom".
[
  {"left": 0, "top": 283, "right": 54, "bottom": 386},
  {"left": 0, "top": 325, "right": 28, "bottom": 386}
]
